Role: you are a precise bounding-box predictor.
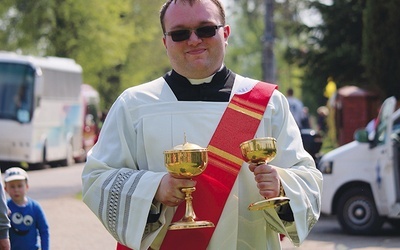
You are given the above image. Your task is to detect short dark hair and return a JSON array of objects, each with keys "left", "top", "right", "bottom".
[{"left": 159, "top": 0, "right": 226, "bottom": 33}]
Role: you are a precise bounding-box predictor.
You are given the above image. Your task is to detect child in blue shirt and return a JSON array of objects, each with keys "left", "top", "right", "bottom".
[{"left": 4, "top": 167, "right": 49, "bottom": 250}]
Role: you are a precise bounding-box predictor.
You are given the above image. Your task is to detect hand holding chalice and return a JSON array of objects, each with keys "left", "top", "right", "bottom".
[
  {"left": 240, "top": 137, "right": 290, "bottom": 211},
  {"left": 164, "top": 137, "right": 215, "bottom": 230}
]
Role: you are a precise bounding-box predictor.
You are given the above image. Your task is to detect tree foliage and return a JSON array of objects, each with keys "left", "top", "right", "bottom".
[
  {"left": 285, "top": 0, "right": 366, "bottom": 109},
  {"left": 286, "top": 0, "right": 400, "bottom": 107},
  {"left": 362, "top": 0, "right": 400, "bottom": 100},
  {"left": 2, "top": 0, "right": 399, "bottom": 111},
  {"left": 225, "top": 0, "right": 306, "bottom": 98},
  {"left": 0, "top": 0, "right": 169, "bottom": 110},
  {"left": 273, "top": 0, "right": 308, "bottom": 98},
  {"left": 224, "top": 0, "right": 265, "bottom": 79}
]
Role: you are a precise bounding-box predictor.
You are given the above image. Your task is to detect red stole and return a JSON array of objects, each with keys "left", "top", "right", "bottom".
[{"left": 117, "top": 81, "right": 277, "bottom": 250}]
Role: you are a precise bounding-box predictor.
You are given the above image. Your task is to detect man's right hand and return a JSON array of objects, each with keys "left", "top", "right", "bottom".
[{"left": 155, "top": 174, "right": 196, "bottom": 207}]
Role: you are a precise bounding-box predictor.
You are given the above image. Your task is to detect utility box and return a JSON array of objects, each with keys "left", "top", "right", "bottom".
[{"left": 335, "top": 86, "right": 379, "bottom": 145}]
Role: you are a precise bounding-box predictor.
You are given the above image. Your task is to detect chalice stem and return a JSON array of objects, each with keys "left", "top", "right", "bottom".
[{"left": 181, "top": 187, "right": 196, "bottom": 222}]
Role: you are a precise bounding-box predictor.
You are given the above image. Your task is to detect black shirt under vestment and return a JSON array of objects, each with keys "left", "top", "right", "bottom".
[{"left": 163, "top": 66, "right": 235, "bottom": 102}]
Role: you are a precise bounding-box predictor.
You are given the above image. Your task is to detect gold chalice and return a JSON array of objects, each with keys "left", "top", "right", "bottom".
[
  {"left": 240, "top": 137, "right": 290, "bottom": 211},
  {"left": 164, "top": 138, "right": 215, "bottom": 230}
]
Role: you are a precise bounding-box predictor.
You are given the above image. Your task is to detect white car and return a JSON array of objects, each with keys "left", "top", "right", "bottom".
[{"left": 318, "top": 96, "right": 400, "bottom": 234}]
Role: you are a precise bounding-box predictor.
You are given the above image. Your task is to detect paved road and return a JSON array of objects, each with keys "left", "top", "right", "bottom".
[
  {"left": 24, "top": 164, "right": 400, "bottom": 250},
  {"left": 25, "top": 164, "right": 116, "bottom": 250},
  {"left": 281, "top": 216, "right": 400, "bottom": 250}
]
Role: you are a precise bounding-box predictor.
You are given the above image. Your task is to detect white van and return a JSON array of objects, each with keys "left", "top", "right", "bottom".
[{"left": 318, "top": 96, "right": 400, "bottom": 234}]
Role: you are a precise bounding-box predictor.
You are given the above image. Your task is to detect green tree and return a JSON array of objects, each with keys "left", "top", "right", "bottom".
[
  {"left": 362, "top": 0, "right": 400, "bottom": 100},
  {"left": 224, "top": 0, "right": 265, "bottom": 79},
  {"left": 0, "top": 0, "right": 53, "bottom": 53},
  {"left": 273, "top": 0, "right": 309, "bottom": 103},
  {"left": 47, "top": 0, "right": 169, "bottom": 109},
  {"left": 0, "top": 0, "right": 169, "bottom": 110},
  {"left": 225, "top": 0, "right": 307, "bottom": 101},
  {"left": 285, "top": 0, "right": 366, "bottom": 109}
]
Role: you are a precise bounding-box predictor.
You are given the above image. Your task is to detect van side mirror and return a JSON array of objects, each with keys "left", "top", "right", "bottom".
[{"left": 354, "top": 129, "right": 369, "bottom": 143}]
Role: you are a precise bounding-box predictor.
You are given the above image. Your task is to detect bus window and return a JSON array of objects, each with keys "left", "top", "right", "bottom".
[{"left": 0, "top": 63, "right": 34, "bottom": 123}]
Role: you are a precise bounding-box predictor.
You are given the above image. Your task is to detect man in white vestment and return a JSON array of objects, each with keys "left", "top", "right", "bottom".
[{"left": 82, "top": 0, "right": 323, "bottom": 249}]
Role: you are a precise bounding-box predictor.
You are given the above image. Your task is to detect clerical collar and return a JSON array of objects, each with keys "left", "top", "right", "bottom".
[
  {"left": 187, "top": 75, "right": 214, "bottom": 85},
  {"left": 163, "top": 66, "right": 235, "bottom": 102},
  {"left": 187, "top": 65, "right": 225, "bottom": 85}
]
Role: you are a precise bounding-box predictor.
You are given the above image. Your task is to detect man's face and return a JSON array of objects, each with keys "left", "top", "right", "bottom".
[{"left": 162, "top": 0, "right": 230, "bottom": 79}]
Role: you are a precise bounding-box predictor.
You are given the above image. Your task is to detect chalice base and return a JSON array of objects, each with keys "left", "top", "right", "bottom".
[
  {"left": 168, "top": 220, "right": 215, "bottom": 230},
  {"left": 168, "top": 186, "right": 215, "bottom": 230},
  {"left": 248, "top": 196, "right": 290, "bottom": 211}
]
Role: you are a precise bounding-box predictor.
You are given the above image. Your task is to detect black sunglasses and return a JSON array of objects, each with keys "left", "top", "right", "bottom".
[{"left": 164, "top": 25, "right": 224, "bottom": 42}]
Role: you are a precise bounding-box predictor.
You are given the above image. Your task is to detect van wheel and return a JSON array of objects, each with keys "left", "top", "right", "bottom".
[
  {"left": 337, "top": 187, "right": 384, "bottom": 235},
  {"left": 388, "top": 219, "right": 400, "bottom": 229}
]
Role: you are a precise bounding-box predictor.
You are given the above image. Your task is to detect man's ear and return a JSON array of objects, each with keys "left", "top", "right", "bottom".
[
  {"left": 223, "top": 25, "right": 231, "bottom": 42},
  {"left": 163, "top": 37, "right": 167, "bottom": 48}
]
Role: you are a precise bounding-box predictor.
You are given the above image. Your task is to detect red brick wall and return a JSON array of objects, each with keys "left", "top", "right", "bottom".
[{"left": 335, "top": 86, "right": 379, "bottom": 145}]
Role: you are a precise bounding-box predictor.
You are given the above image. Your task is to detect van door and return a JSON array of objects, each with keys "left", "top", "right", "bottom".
[
  {"left": 391, "top": 114, "right": 400, "bottom": 204},
  {"left": 370, "top": 97, "right": 396, "bottom": 214}
]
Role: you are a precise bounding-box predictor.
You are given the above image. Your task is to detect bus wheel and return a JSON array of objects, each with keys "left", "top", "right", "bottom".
[
  {"left": 337, "top": 187, "right": 384, "bottom": 235},
  {"left": 30, "top": 145, "right": 47, "bottom": 170},
  {"left": 60, "top": 142, "right": 74, "bottom": 166}
]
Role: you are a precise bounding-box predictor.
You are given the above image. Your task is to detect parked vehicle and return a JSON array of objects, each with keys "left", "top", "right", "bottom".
[
  {"left": 318, "top": 96, "right": 400, "bottom": 234},
  {"left": 0, "top": 51, "right": 85, "bottom": 170},
  {"left": 301, "top": 128, "right": 323, "bottom": 161},
  {"left": 80, "top": 83, "right": 101, "bottom": 159}
]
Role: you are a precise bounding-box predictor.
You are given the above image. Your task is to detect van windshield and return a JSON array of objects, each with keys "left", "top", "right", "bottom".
[{"left": 0, "top": 63, "right": 35, "bottom": 123}]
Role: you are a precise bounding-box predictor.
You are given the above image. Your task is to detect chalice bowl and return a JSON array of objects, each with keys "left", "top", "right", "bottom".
[
  {"left": 164, "top": 138, "right": 215, "bottom": 230},
  {"left": 240, "top": 137, "right": 290, "bottom": 211}
]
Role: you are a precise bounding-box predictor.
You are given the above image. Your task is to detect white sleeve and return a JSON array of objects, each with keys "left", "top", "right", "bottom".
[
  {"left": 261, "top": 91, "right": 323, "bottom": 246},
  {"left": 81, "top": 94, "right": 168, "bottom": 250}
]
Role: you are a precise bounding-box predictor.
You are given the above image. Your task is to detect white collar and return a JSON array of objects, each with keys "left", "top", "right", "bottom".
[{"left": 187, "top": 65, "right": 224, "bottom": 85}]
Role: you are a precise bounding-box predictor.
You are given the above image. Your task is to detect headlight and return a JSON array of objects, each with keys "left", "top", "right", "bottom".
[{"left": 318, "top": 160, "right": 333, "bottom": 174}]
